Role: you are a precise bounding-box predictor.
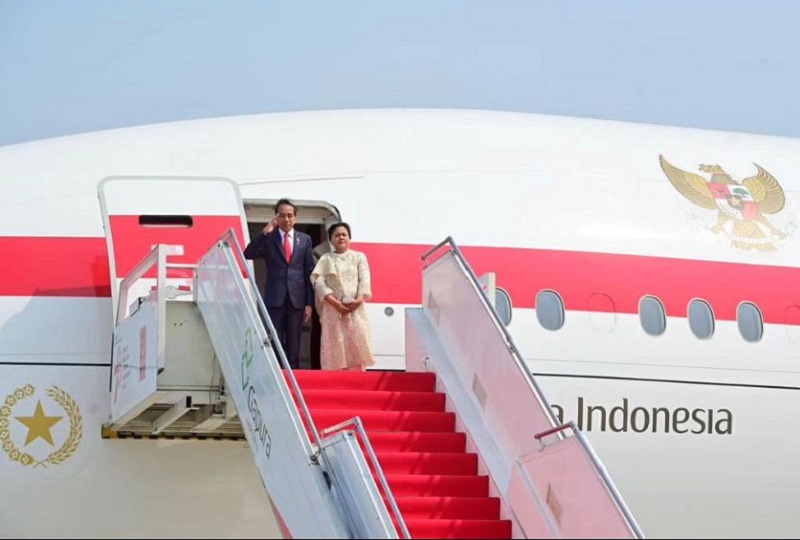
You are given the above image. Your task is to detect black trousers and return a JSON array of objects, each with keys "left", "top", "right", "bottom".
[
  {"left": 267, "top": 303, "right": 304, "bottom": 369},
  {"left": 310, "top": 309, "right": 322, "bottom": 370}
]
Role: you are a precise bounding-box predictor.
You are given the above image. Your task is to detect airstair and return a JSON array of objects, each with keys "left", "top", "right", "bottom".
[
  {"left": 405, "top": 238, "right": 644, "bottom": 538},
  {"left": 104, "top": 232, "right": 402, "bottom": 538},
  {"left": 99, "top": 176, "right": 644, "bottom": 538}
]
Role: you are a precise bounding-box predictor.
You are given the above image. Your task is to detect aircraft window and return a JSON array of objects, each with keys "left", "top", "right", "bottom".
[
  {"left": 495, "top": 287, "right": 512, "bottom": 326},
  {"left": 536, "top": 290, "right": 564, "bottom": 331},
  {"left": 688, "top": 299, "right": 714, "bottom": 340},
  {"left": 639, "top": 296, "right": 666, "bottom": 336},
  {"left": 737, "top": 302, "right": 763, "bottom": 343}
]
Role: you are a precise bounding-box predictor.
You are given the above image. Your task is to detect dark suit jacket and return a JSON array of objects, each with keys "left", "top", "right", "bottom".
[{"left": 243, "top": 229, "right": 315, "bottom": 309}]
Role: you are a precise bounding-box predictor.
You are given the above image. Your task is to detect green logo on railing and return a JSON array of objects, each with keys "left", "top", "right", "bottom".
[{"left": 241, "top": 327, "right": 253, "bottom": 391}]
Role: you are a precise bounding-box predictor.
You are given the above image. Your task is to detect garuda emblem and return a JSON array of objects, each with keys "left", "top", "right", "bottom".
[{"left": 660, "top": 155, "right": 794, "bottom": 251}]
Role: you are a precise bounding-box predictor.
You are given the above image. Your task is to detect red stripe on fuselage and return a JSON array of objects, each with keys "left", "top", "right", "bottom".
[
  {"left": 0, "top": 237, "right": 110, "bottom": 297},
  {"left": 356, "top": 243, "right": 800, "bottom": 325},
  {"left": 2, "top": 237, "right": 799, "bottom": 325}
]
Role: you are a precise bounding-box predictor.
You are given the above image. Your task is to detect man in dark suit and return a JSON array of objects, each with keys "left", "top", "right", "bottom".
[{"left": 243, "top": 198, "right": 314, "bottom": 369}]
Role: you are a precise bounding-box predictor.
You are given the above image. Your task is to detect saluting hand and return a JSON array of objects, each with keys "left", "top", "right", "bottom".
[{"left": 263, "top": 217, "right": 279, "bottom": 234}]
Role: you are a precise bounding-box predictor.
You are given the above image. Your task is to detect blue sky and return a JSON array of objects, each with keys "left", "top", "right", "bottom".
[{"left": 1, "top": 0, "right": 799, "bottom": 146}]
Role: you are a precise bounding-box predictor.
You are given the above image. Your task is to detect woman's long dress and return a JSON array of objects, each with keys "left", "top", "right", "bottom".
[{"left": 311, "top": 250, "right": 375, "bottom": 370}]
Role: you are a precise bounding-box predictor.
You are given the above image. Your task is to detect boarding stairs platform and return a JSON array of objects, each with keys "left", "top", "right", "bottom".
[
  {"left": 102, "top": 231, "right": 644, "bottom": 538},
  {"left": 98, "top": 173, "right": 642, "bottom": 539}
]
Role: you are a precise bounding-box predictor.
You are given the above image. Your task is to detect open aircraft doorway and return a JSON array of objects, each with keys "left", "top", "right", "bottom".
[{"left": 243, "top": 199, "right": 341, "bottom": 370}]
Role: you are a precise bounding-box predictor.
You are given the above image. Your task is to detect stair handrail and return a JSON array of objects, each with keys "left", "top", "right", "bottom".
[
  {"left": 533, "top": 422, "right": 644, "bottom": 537},
  {"left": 217, "top": 229, "right": 362, "bottom": 532},
  {"left": 114, "top": 244, "right": 198, "bottom": 383},
  {"left": 115, "top": 245, "right": 198, "bottom": 325},
  {"left": 219, "top": 228, "right": 406, "bottom": 538},
  {"left": 421, "top": 236, "right": 562, "bottom": 432},
  {"left": 321, "top": 417, "right": 411, "bottom": 539},
  {"left": 219, "top": 229, "right": 326, "bottom": 455},
  {"left": 421, "top": 236, "right": 644, "bottom": 539}
]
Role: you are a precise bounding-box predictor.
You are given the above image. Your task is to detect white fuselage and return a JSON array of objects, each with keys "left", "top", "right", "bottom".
[{"left": 2, "top": 109, "right": 800, "bottom": 538}]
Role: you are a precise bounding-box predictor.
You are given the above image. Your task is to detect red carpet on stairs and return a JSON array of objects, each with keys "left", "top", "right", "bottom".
[{"left": 288, "top": 370, "right": 512, "bottom": 539}]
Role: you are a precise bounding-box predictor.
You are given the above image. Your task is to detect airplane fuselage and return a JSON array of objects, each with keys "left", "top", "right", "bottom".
[{"left": 2, "top": 110, "right": 800, "bottom": 538}]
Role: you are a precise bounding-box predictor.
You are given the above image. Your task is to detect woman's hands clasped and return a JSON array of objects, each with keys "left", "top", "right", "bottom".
[{"left": 325, "top": 294, "right": 366, "bottom": 316}]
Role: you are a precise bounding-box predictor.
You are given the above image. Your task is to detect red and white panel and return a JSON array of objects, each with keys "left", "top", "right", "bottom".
[{"left": 98, "top": 176, "right": 249, "bottom": 318}]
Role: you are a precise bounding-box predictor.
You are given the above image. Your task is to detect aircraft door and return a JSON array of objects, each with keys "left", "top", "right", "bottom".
[
  {"left": 242, "top": 199, "right": 340, "bottom": 369},
  {"left": 98, "top": 176, "right": 249, "bottom": 321}
]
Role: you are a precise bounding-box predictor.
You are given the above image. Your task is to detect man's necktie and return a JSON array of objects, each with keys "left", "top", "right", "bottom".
[{"left": 284, "top": 232, "right": 292, "bottom": 261}]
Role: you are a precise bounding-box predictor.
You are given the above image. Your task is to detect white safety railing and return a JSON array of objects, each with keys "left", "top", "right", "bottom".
[
  {"left": 197, "top": 229, "right": 407, "bottom": 539},
  {"left": 321, "top": 417, "right": 410, "bottom": 539},
  {"left": 417, "top": 236, "right": 644, "bottom": 539},
  {"left": 109, "top": 244, "right": 196, "bottom": 428}
]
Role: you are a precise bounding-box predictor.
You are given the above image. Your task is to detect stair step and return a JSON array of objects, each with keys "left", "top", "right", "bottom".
[
  {"left": 384, "top": 474, "right": 489, "bottom": 498},
  {"left": 402, "top": 518, "right": 513, "bottom": 539},
  {"left": 290, "top": 370, "right": 510, "bottom": 538},
  {"left": 309, "top": 431, "right": 468, "bottom": 454},
  {"left": 297, "top": 389, "right": 446, "bottom": 411},
  {"left": 374, "top": 452, "right": 478, "bottom": 475},
  {"left": 392, "top": 496, "right": 501, "bottom": 519},
  {"left": 362, "top": 432, "right": 467, "bottom": 453},
  {"left": 288, "top": 370, "right": 436, "bottom": 392},
  {"left": 310, "top": 409, "right": 456, "bottom": 433}
]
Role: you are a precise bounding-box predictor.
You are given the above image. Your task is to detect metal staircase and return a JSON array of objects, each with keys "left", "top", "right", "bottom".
[
  {"left": 100, "top": 218, "right": 643, "bottom": 538},
  {"left": 403, "top": 237, "right": 644, "bottom": 539},
  {"left": 103, "top": 232, "right": 405, "bottom": 538}
]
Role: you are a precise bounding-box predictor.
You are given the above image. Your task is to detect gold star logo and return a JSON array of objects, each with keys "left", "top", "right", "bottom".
[
  {"left": 1, "top": 385, "right": 82, "bottom": 468},
  {"left": 14, "top": 400, "right": 63, "bottom": 446}
]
